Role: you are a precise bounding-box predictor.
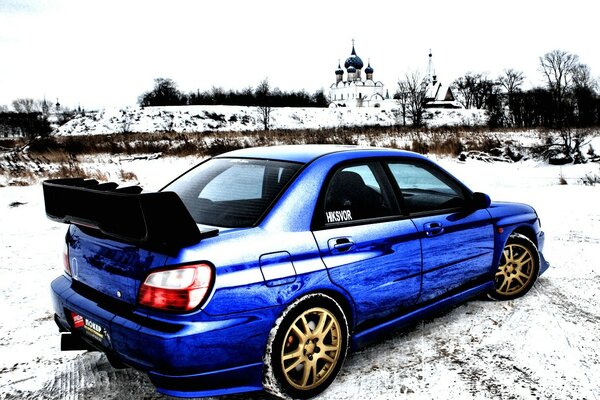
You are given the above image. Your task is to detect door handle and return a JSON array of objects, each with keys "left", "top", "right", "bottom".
[
  {"left": 424, "top": 222, "right": 444, "bottom": 237},
  {"left": 328, "top": 237, "right": 355, "bottom": 253}
]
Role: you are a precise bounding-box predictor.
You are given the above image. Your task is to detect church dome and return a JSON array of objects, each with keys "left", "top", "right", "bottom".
[
  {"left": 365, "top": 63, "right": 374, "bottom": 74},
  {"left": 344, "top": 45, "right": 364, "bottom": 70},
  {"left": 335, "top": 62, "right": 344, "bottom": 75},
  {"left": 347, "top": 65, "right": 357, "bottom": 73}
]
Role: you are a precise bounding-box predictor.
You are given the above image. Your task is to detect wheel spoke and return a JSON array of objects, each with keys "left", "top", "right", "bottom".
[
  {"left": 516, "top": 251, "right": 529, "bottom": 263},
  {"left": 301, "top": 361, "right": 312, "bottom": 386},
  {"left": 514, "top": 275, "right": 525, "bottom": 287},
  {"left": 284, "top": 357, "right": 304, "bottom": 373},
  {"left": 320, "top": 343, "right": 339, "bottom": 353},
  {"left": 498, "top": 277, "right": 510, "bottom": 293},
  {"left": 319, "top": 319, "right": 335, "bottom": 340},
  {"left": 282, "top": 348, "right": 303, "bottom": 362},
  {"left": 318, "top": 352, "right": 335, "bottom": 364},
  {"left": 301, "top": 315, "right": 312, "bottom": 334},
  {"left": 517, "top": 255, "right": 532, "bottom": 268},
  {"left": 311, "top": 362, "right": 318, "bottom": 384},
  {"left": 502, "top": 249, "right": 510, "bottom": 263},
  {"left": 313, "top": 311, "right": 327, "bottom": 336},
  {"left": 291, "top": 324, "right": 306, "bottom": 342},
  {"left": 517, "top": 270, "right": 531, "bottom": 280}
]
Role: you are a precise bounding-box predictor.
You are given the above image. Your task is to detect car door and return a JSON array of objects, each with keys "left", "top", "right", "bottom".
[
  {"left": 312, "top": 161, "right": 422, "bottom": 325},
  {"left": 385, "top": 160, "right": 495, "bottom": 303}
]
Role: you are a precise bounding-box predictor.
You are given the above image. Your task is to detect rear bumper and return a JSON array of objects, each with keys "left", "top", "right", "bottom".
[
  {"left": 51, "top": 275, "right": 274, "bottom": 397},
  {"left": 149, "top": 363, "right": 263, "bottom": 398}
]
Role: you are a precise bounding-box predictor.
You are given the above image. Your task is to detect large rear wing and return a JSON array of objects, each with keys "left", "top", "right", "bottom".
[{"left": 43, "top": 178, "right": 216, "bottom": 254}]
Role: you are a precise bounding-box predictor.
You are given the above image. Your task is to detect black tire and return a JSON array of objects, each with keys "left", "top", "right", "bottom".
[
  {"left": 489, "top": 233, "right": 540, "bottom": 300},
  {"left": 263, "top": 293, "right": 349, "bottom": 399}
]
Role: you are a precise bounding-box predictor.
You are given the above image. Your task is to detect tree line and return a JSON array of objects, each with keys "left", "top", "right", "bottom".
[
  {"left": 396, "top": 49, "right": 599, "bottom": 130},
  {"left": 138, "top": 78, "right": 329, "bottom": 108},
  {"left": 0, "top": 99, "right": 79, "bottom": 138},
  {"left": 454, "top": 50, "right": 598, "bottom": 129}
]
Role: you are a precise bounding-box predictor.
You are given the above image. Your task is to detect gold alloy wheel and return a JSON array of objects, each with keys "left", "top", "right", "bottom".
[
  {"left": 495, "top": 243, "right": 535, "bottom": 296},
  {"left": 280, "top": 307, "right": 342, "bottom": 391}
]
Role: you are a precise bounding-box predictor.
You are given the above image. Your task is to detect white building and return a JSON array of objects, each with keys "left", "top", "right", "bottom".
[
  {"left": 422, "top": 51, "right": 462, "bottom": 109},
  {"left": 329, "top": 42, "right": 387, "bottom": 108}
]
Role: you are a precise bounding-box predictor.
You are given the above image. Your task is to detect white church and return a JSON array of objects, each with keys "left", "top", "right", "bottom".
[
  {"left": 421, "top": 50, "right": 462, "bottom": 109},
  {"left": 329, "top": 42, "right": 388, "bottom": 108},
  {"left": 329, "top": 43, "right": 461, "bottom": 109}
]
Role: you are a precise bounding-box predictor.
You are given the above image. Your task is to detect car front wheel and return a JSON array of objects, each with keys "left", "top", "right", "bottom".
[
  {"left": 490, "top": 233, "right": 540, "bottom": 300},
  {"left": 263, "top": 293, "right": 349, "bottom": 399}
]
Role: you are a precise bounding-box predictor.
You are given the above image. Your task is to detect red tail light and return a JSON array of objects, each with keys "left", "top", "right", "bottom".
[
  {"left": 63, "top": 242, "right": 71, "bottom": 276},
  {"left": 138, "top": 264, "right": 213, "bottom": 312}
]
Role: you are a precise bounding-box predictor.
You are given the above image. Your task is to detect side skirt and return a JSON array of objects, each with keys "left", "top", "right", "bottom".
[{"left": 351, "top": 281, "right": 494, "bottom": 350}]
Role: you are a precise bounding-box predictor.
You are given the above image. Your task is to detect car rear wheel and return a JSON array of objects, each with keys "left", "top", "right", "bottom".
[
  {"left": 263, "top": 293, "right": 348, "bottom": 399},
  {"left": 489, "top": 233, "right": 540, "bottom": 300}
]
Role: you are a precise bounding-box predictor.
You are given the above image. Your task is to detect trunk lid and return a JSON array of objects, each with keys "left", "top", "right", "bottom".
[{"left": 67, "top": 225, "right": 169, "bottom": 305}]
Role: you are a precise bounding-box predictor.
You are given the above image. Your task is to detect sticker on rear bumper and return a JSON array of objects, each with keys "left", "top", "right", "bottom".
[
  {"left": 71, "top": 312, "right": 84, "bottom": 329},
  {"left": 84, "top": 318, "right": 105, "bottom": 341},
  {"left": 71, "top": 312, "right": 106, "bottom": 341}
]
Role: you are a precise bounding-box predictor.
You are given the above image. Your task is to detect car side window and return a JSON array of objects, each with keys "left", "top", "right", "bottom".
[
  {"left": 323, "top": 163, "right": 396, "bottom": 224},
  {"left": 387, "top": 162, "right": 466, "bottom": 214}
]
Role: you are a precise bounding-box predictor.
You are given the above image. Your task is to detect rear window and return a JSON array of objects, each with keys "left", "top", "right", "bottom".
[{"left": 163, "top": 158, "right": 302, "bottom": 228}]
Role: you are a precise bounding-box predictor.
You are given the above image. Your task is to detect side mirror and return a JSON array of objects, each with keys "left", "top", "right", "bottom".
[{"left": 472, "top": 192, "right": 491, "bottom": 209}]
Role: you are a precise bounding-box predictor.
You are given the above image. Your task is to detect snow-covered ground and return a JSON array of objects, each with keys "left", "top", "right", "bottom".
[
  {"left": 54, "top": 106, "right": 488, "bottom": 136},
  {"left": 1, "top": 155, "right": 599, "bottom": 400}
]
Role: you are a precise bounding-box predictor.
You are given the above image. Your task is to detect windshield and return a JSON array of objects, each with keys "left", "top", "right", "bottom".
[{"left": 163, "top": 158, "right": 302, "bottom": 228}]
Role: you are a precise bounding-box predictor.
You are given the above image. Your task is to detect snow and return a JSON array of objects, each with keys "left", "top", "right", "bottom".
[
  {"left": 424, "top": 108, "right": 488, "bottom": 128},
  {"left": 53, "top": 106, "right": 488, "bottom": 136},
  {"left": 1, "top": 154, "right": 600, "bottom": 399}
]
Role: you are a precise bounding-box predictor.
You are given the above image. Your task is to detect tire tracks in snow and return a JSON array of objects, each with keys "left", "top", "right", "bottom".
[{"left": 532, "top": 280, "right": 599, "bottom": 400}]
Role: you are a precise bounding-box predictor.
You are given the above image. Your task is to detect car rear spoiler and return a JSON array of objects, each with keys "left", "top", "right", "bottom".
[{"left": 43, "top": 178, "right": 218, "bottom": 254}]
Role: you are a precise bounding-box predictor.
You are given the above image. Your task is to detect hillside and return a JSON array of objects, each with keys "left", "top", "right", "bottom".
[{"left": 54, "top": 105, "right": 488, "bottom": 136}]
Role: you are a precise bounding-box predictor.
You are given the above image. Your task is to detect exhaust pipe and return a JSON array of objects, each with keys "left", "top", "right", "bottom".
[
  {"left": 60, "top": 333, "right": 128, "bottom": 369},
  {"left": 60, "top": 333, "right": 98, "bottom": 351}
]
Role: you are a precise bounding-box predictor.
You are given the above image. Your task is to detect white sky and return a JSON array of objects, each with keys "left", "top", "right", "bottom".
[{"left": 0, "top": 0, "right": 598, "bottom": 110}]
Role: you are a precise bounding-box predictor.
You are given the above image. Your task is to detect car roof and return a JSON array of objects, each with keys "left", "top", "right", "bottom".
[{"left": 216, "top": 144, "right": 425, "bottom": 164}]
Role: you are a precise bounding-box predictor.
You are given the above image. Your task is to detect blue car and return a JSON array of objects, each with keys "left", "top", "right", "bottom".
[{"left": 45, "top": 145, "right": 549, "bottom": 399}]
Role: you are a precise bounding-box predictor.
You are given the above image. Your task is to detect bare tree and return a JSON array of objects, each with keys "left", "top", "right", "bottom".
[
  {"left": 394, "top": 80, "right": 410, "bottom": 126},
  {"left": 452, "top": 74, "right": 478, "bottom": 109},
  {"left": 572, "top": 64, "right": 597, "bottom": 92},
  {"left": 499, "top": 69, "right": 525, "bottom": 95},
  {"left": 452, "top": 73, "right": 495, "bottom": 109},
  {"left": 255, "top": 78, "right": 272, "bottom": 131},
  {"left": 473, "top": 75, "right": 496, "bottom": 110},
  {"left": 12, "top": 98, "right": 39, "bottom": 113},
  {"left": 0, "top": 105, "right": 8, "bottom": 112},
  {"left": 398, "top": 71, "right": 426, "bottom": 127},
  {"left": 497, "top": 69, "right": 525, "bottom": 126},
  {"left": 539, "top": 50, "right": 579, "bottom": 126},
  {"left": 539, "top": 50, "right": 579, "bottom": 98},
  {"left": 537, "top": 51, "right": 597, "bottom": 161},
  {"left": 570, "top": 63, "right": 598, "bottom": 128}
]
